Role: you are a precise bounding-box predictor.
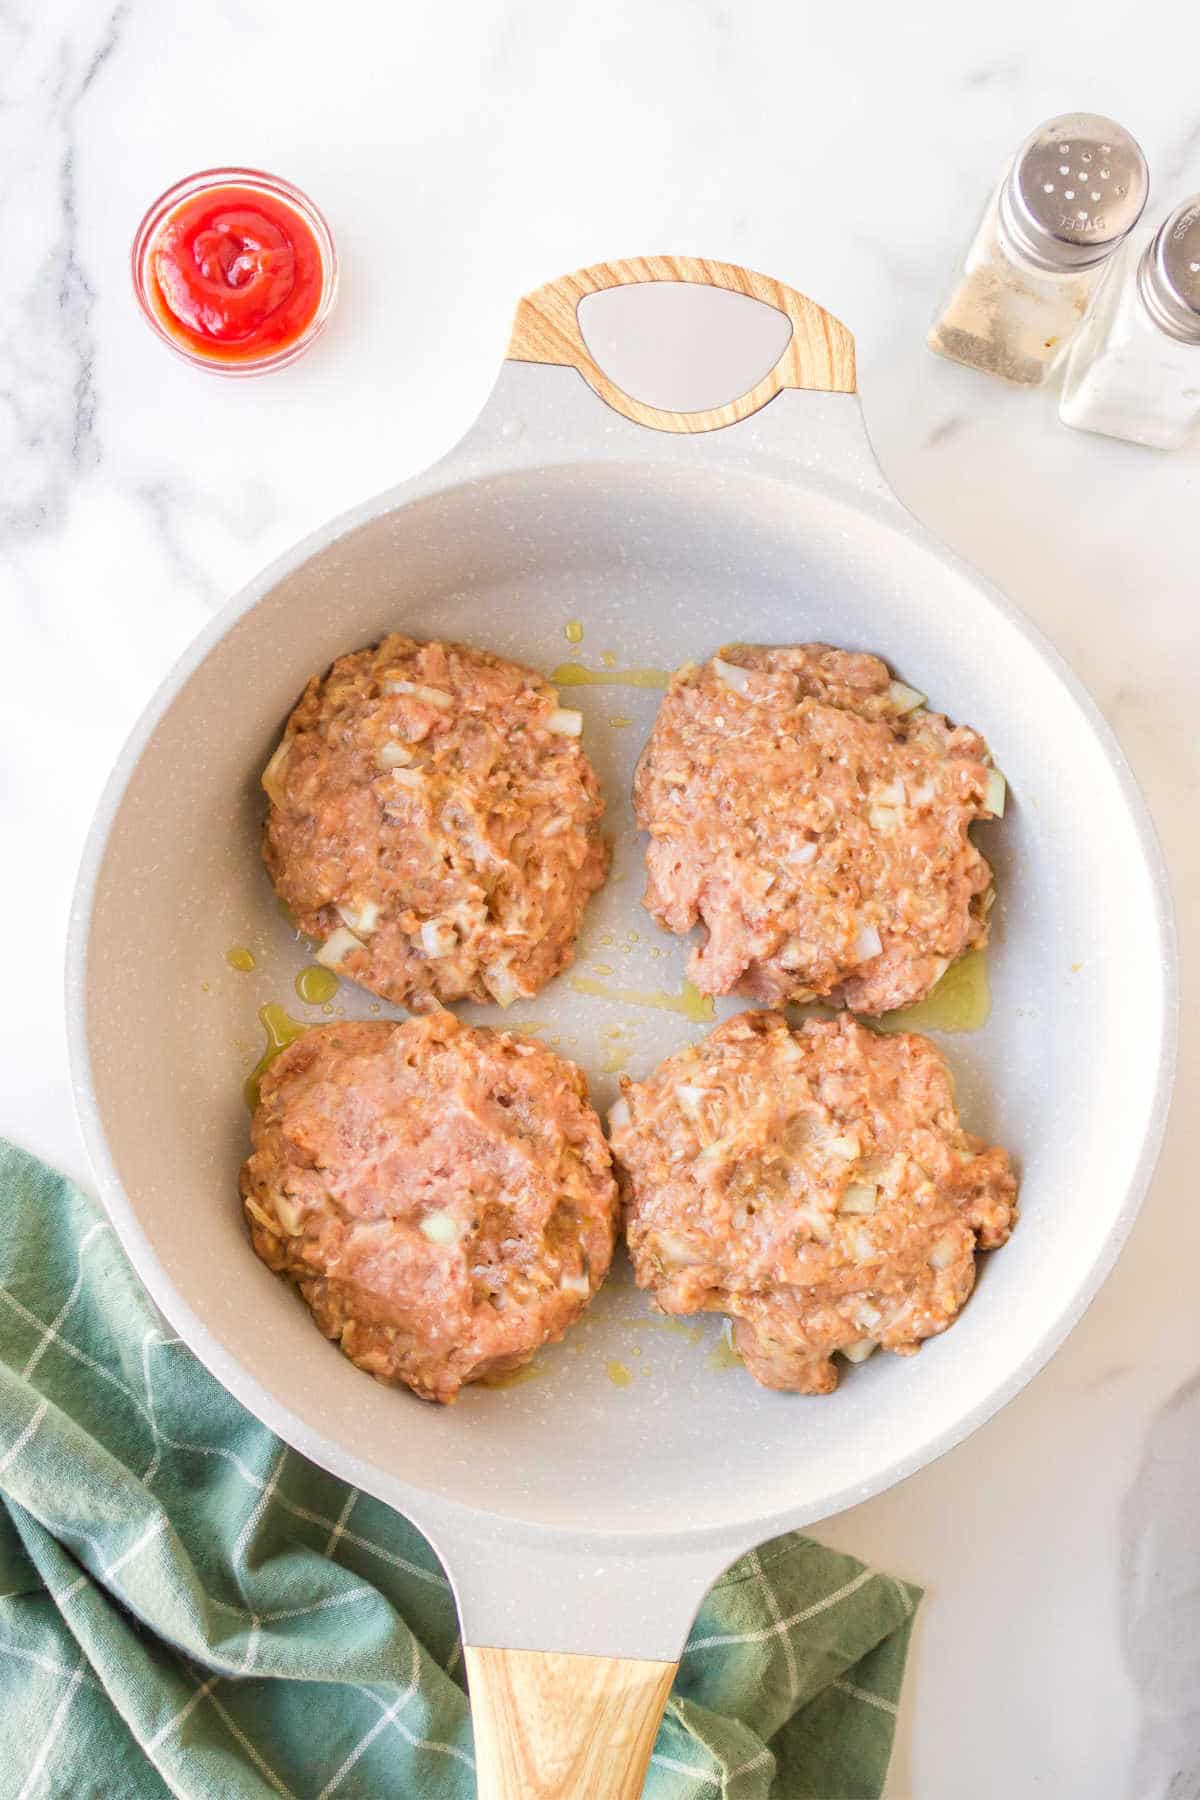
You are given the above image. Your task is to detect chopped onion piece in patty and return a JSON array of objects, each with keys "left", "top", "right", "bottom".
[
  {"left": 385, "top": 679, "right": 452, "bottom": 707},
  {"left": 244, "top": 1196, "right": 277, "bottom": 1233},
  {"left": 839, "top": 1182, "right": 878, "bottom": 1215},
  {"left": 419, "top": 1211, "right": 463, "bottom": 1245},
  {"left": 545, "top": 708, "right": 583, "bottom": 736},
  {"left": 930, "top": 1230, "right": 960, "bottom": 1270},
  {"left": 983, "top": 768, "right": 1007, "bottom": 817},
  {"left": 853, "top": 923, "right": 883, "bottom": 963},
  {"left": 272, "top": 1195, "right": 304, "bottom": 1235},
  {"left": 841, "top": 1338, "right": 878, "bottom": 1363},
  {"left": 868, "top": 804, "right": 901, "bottom": 833},
  {"left": 377, "top": 741, "right": 414, "bottom": 768},
  {"left": 559, "top": 1271, "right": 591, "bottom": 1296},
  {"left": 316, "top": 926, "right": 365, "bottom": 969},
  {"left": 338, "top": 899, "right": 379, "bottom": 935},
  {"left": 827, "top": 1133, "right": 861, "bottom": 1161},
  {"left": 388, "top": 767, "right": 425, "bottom": 789},
  {"left": 656, "top": 1230, "right": 707, "bottom": 1267},
  {"left": 261, "top": 740, "right": 290, "bottom": 808},
  {"left": 694, "top": 1136, "right": 736, "bottom": 1171},
  {"left": 886, "top": 680, "right": 926, "bottom": 714},
  {"left": 483, "top": 962, "right": 520, "bottom": 1008},
  {"left": 607, "top": 1097, "right": 630, "bottom": 1134},
  {"left": 788, "top": 841, "right": 818, "bottom": 867},
  {"left": 795, "top": 1204, "right": 833, "bottom": 1245},
  {"left": 420, "top": 917, "right": 459, "bottom": 957},
  {"left": 674, "top": 1083, "right": 706, "bottom": 1116},
  {"left": 712, "top": 657, "right": 754, "bottom": 694}
]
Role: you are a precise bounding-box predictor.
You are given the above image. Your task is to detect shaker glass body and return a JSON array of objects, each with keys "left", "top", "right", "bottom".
[
  {"left": 929, "top": 179, "right": 1108, "bottom": 387},
  {"left": 1060, "top": 237, "right": 1200, "bottom": 449}
]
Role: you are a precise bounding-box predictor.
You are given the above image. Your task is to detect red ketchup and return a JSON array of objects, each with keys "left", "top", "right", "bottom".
[{"left": 135, "top": 171, "right": 336, "bottom": 372}]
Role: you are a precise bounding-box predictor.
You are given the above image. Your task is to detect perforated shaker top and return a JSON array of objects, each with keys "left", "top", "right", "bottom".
[
  {"left": 1138, "top": 196, "right": 1200, "bottom": 345},
  {"left": 1000, "top": 114, "right": 1149, "bottom": 272}
]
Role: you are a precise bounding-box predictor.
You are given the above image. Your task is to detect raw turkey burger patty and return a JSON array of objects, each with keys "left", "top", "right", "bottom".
[
  {"left": 611, "top": 1009, "right": 1017, "bottom": 1395},
  {"left": 241, "top": 1014, "right": 619, "bottom": 1404},
  {"left": 262, "top": 635, "right": 609, "bottom": 1011},
  {"left": 634, "top": 644, "right": 1003, "bottom": 1013}
]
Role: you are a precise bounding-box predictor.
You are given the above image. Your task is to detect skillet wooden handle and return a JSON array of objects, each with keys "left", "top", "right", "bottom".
[
  {"left": 507, "top": 254, "right": 856, "bottom": 433},
  {"left": 465, "top": 1645, "right": 678, "bottom": 1799}
]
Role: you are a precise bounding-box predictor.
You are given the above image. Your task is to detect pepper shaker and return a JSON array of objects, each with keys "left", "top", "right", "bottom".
[
  {"left": 928, "top": 113, "right": 1149, "bottom": 386},
  {"left": 1059, "top": 198, "right": 1200, "bottom": 448}
]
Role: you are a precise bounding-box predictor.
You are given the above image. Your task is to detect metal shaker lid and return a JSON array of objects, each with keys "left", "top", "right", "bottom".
[
  {"left": 1137, "top": 198, "right": 1200, "bottom": 345},
  {"left": 999, "top": 114, "right": 1149, "bottom": 272}
]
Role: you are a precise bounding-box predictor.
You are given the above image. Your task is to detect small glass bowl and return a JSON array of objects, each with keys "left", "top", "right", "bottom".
[{"left": 131, "top": 166, "right": 339, "bottom": 376}]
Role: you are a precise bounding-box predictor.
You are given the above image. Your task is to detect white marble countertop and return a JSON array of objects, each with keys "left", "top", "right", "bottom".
[{"left": 3, "top": 2, "right": 1197, "bottom": 1793}]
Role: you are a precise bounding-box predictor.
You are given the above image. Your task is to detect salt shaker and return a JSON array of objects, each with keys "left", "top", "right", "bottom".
[
  {"left": 1059, "top": 198, "right": 1200, "bottom": 448},
  {"left": 928, "top": 113, "right": 1149, "bottom": 386}
]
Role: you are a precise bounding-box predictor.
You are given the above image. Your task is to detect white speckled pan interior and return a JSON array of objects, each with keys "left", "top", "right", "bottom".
[{"left": 69, "top": 309, "right": 1176, "bottom": 1659}]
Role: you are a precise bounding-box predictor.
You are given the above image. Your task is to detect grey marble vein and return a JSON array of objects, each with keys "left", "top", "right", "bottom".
[
  {"left": 1120, "top": 1374, "right": 1200, "bottom": 1799},
  {"left": 135, "top": 480, "right": 224, "bottom": 606},
  {"left": 961, "top": 53, "right": 1028, "bottom": 89},
  {"left": 0, "top": 2, "right": 129, "bottom": 538}
]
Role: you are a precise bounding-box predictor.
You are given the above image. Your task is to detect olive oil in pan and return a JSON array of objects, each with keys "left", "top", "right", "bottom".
[
  {"left": 789, "top": 951, "right": 991, "bottom": 1035},
  {"left": 877, "top": 948, "right": 991, "bottom": 1034},
  {"left": 600, "top": 1040, "right": 630, "bottom": 1074},
  {"left": 552, "top": 662, "right": 670, "bottom": 692},
  {"left": 570, "top": 975, "right": 715, "bottom": 1022},
  {"left": 244, "top": 1003, "right": 309, "bottom": 1111},
  {"left": 481, "top": 1361, "right": 545, "bottom": 1390},
  {"left": 226, "top": 945, "right": 256, "bottom": 972},
  {"left": 295, "top": 964, "right": 338, "bottom": 1005}
]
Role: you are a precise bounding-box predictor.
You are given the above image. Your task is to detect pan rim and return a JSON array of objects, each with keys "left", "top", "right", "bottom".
[{"left": 66, "top": 446, "right": 1179, "bottom": 1556}]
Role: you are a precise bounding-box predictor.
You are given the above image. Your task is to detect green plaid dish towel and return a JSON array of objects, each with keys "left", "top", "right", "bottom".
[{"left": 0, "top": 1141, "right": 920, "bottom": 1798}]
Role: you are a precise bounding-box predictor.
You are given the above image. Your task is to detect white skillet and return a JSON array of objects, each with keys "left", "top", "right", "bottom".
[{"left": 68, "top": 259, "right": 1176, "bottom": 1797}]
